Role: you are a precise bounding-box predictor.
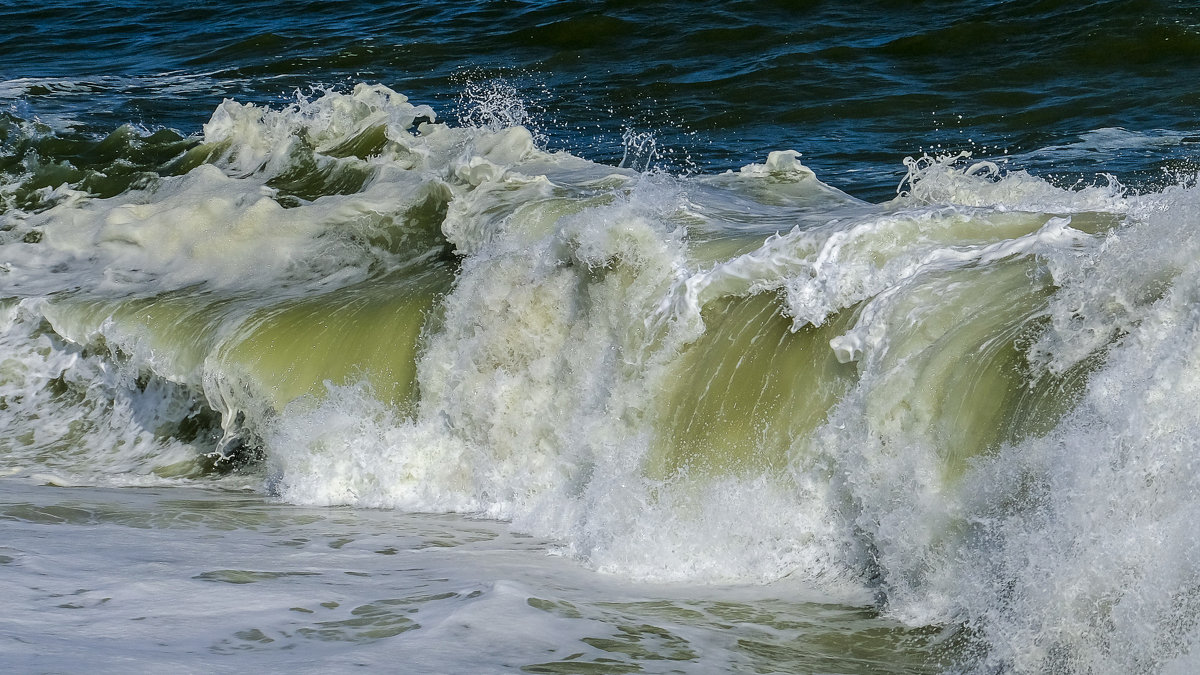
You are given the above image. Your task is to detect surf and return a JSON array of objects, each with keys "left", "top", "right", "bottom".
[{"left": 3, "top": 83, "right": 1200, "bottom": 672}]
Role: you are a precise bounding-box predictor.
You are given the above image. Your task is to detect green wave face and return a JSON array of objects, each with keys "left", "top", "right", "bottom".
[
  {"left": 0, "top": 87, "right": 1111, "bottom": 495},
  {"left": 222, "top": 265, "right": 452, "bottom": 413},
  {"left": 0, "top": 86, "right": 1115, "bottom": 498},
  {"left": 652, "top": 291, "right": 859, "bottom": 478}
]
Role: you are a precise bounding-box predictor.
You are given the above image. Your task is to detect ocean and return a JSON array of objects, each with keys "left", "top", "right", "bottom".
[{"left": 3, "top": 1, "right": 1200, "bottom": 672}]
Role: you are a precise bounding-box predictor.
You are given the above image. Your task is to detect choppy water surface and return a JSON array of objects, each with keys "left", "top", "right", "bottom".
[
  {"left": 4, "top": 2, "right": 1200, "bottom": 673},
  {"left": 6, "top": 0, "right": 1200, "bottom": 198},
  {"left": 2, "top": 482, "right": 950, "bottom": 673}
]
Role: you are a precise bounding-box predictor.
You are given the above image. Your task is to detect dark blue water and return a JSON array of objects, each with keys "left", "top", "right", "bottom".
[{"left": 4, "top": 0, "right": 1200, "bottom": 200}]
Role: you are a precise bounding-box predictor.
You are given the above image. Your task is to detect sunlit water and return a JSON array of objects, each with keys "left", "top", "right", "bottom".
[{"left": 6, "top": 2, "right": 1200, "bottom": 673}]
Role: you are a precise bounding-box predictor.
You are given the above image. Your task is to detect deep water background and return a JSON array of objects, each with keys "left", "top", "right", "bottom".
[{"left": 4, "top": 0, "right": 1200, "bottom": 199}]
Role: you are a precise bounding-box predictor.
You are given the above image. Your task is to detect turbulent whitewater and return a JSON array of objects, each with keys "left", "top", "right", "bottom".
[{"left": 4, "top": 83, "right": 1200, "bottom": 673}]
